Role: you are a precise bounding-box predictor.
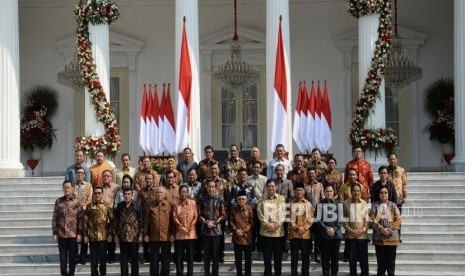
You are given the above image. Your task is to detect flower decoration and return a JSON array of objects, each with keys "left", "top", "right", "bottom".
[
  {"left": 425, "top": 96, "right": 455, "bottom": 144},
  {"left": 20, "top": 85, "right": 59, "bottom": 152},
  {"left": 347, "top": 0, "right": 398, "bottom": 157},
  {"left": 74, "top": 0, "right": 121, "bottom": 158}
]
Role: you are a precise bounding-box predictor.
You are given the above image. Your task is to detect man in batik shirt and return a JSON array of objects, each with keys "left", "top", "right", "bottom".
[
  {"left": 199, "top": 181, "right": 225, "bottom": 276},
  {"left": 344, "top": 145, "right": 373, "bottom": 200},
  {"left": 257, "top": 179, "right": 286, "bottom": 276},
  {"left": 83, "top": 186, "right": 114, "bottom": 276},
  {"left": 173, "top": 185, "right": 198, "bottom": 276},
  {"left": 73, "top": 167, "right": 92, "bottom": 264},
  {"left": 52, "top": 180, "right": 82, "bottom": 276},
  {"left": 222, "top": 144, "right": 246, "bottom": 185},
  {"left": 114, "top": 188, "right": 143, "bottom": 276},
  {"left": 197, "top": 145, "right": 217, "bottom": 182}
]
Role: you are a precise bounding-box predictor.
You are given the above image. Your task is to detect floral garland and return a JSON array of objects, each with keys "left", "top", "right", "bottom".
[
  {"left": 347, "top": 0, "right": 398, "bottom": 157},
  {"left": 73, "top": 0, "right": 121, "bottom": 158}
]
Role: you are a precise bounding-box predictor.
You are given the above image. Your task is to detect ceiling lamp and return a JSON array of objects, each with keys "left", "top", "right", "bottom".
[
  {"left": 384, "top": 0, "right": 422, "bottom": 89},
  {"left": 213, "top": 0, "right": 259, "bottom": 90},
  {"left": 57, "top": 55, "right": 84, "bottom": 89}
]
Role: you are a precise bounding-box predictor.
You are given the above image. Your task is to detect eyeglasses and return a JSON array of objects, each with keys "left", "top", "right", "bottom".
[
  {"left": 93, "top": 192, "right": 102, "bottom": 195},
  {"left": 76, "top": 172, "right": 84, "bottom": 174}
]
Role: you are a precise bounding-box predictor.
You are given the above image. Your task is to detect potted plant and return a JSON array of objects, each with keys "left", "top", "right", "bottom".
[
  {"left": 423, "top": 78, "right": 454, "bottom": 157},
  {"left": 20, "top": 85, "right": 59, "bottom": 158}
]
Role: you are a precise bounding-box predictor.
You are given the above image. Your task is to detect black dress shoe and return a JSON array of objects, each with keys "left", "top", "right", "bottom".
[
  {"left": 219, "top": 257, "right": 225, "bottom": 263},
  {"left": 79, "top": 257, "right": 86, "bottom": 265},
  {"left": 108, "top": 259, "right": 114, "bottom": 264},
  {"left": 313, "top": 254, "right": 321, "bottom": 263}
]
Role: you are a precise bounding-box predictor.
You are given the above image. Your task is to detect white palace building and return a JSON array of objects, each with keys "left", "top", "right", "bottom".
[{"left": 1, "top": 0, "right": 465, "bottom": 176}]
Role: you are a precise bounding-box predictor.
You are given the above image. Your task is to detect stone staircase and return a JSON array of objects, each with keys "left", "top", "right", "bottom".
[{"left": 0, "top": 173, "right": 464, "bottom": 275}]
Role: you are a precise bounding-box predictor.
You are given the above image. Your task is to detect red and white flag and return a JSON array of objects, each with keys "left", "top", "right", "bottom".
[
  {"left": 293, "top": 82, "right": 305, "bottom": 153},
  {"left": 299, "top": 82, "right": 309, "bottom": 151},
  {"left": 163, "top": 84, "right": 176, "bottom": 154},
  {"left": 139, "top": 85, "right": 148, "bottom": 154},
  {"left": 307, "top": 81, "right": 316, "bottom": 151},
  {"left": 175, "top": 20, "right": 192, "bottom": 153},
  {"left": 271, "top": 18, "right": 289, "bottom": 152},
  {"left": 158, "top": 85, "right": 167, "bottom": 153},
  {"left": 145, "top": 85, "right": 154, "bottom": 155},
  {"left": 320, "top": 81, "right": 332, "bottom": 151},
  {"left": 314, "top": 81, "right": 323, "bottom": 150},
  {"left": 150, "top": 84, "right": 160, "bottom": 156}
]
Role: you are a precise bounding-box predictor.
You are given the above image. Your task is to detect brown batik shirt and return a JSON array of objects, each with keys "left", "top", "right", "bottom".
[
  {"left": 52, "top": 194, "right": 81, "bottom": 238},
  {"left": 83, "top": 201, "right": 114, "bottom": 241},
  {"left": 229, "top": 204, "right": 254, "bottom": 245}
]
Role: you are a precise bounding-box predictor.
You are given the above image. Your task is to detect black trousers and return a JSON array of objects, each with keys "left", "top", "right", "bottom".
[
  {"left": 348, "top": 239, "right": 369, "bottom": 276},
  {"left": 290, "top": 238, "right": 312, "bottom": 276},
  {"left": 219, "top": 221, "right": 226, "bottom": 259},
  {"left": 311, "top": 225, "right": 321, "bottom": 256},
  {"left": 375, "top": 245, "right": 397, "bottom": 276},
  {"left": 77, "top": 241, "right": 88, "bottom": 261},
  {"left": 202, "top": 235, "right": 220, "bottom": 276},
  {"left": 58, "top": 237, "right": 77, "bottom": 276},
  {"left": 175, "top": 239, "right": 194, "bottom": 276},
  {"left": 320, "top": 239, "right": 341, "bottom": 276},
  {"left": 253, "top": 209, "right": 262, "bottom": 250},
  {"left": 233, "top": 244, "right": 252, "bottom": 276},
  {"left": 397, "top": 204, "right": 403, "bottom": 238},
  {"left": 262, "top": 236, "right": 283, "bottom": 276},
  {"left": 107, "top": 241, "right": 116, "bottom": 261},
  {"left": 149, "top": 241, "right": 171, "bottom": 276},
  {"left": 120, "top": 241, "right": 139, "bottom": 276},
  {"left": 194, "top": 221, "right": 203, "bottom": 259},
  {"left": 89, "top": 241, "right": 107, "bottom": 276},
  {"left": 143, "top": 241, "right": 150, "bottom": 261}
]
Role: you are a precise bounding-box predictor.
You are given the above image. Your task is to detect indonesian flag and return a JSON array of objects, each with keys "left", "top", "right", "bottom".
[
  {"left": 158, "top": 85, "right": 167, "bottom": 153},
  {"left": 314, "top": 81, "right": 323, "bottom": 150},
  {"left": 307, "top": 81, "right": 316, "bottom": 151},
  {"left": 145, "top": 85, "right": 154, "bottom": 155},
  {"left": 150, "top": 84, "right": 160, "bottom": 156},
  {"left": 293, "top": 82, "right": 305, "bottom": 153},
  {"left": 299, "top": 82, "right": 309, "bottom": 151},
  {"left": 271, "top": 18, "right": 289, "bottom": 152},
  {"left": 139, "top": 84, "right": 148, "bottom": 154},
  {"left": 320, "top": 81, "right": 332, "bottom": 151},
  {"left": 163, "top": 84, "right": 176, "bottom": 154},
  {"left": 175, "top": 20, "right": 192, "bottom": 153}
]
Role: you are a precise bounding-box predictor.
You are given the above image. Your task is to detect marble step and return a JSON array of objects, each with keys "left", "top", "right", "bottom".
[
  {"left": 408, "top": 183, "right": 465, "bottom": 192},
  {"left": 0, "top": 260, "right": 464, "bottom": 274},
  {"left": 406, "top": 173, "right": 465, "bottom": 181},
  {"left": 0, "top": 177, "right": 63, "bottom": 186},
  {"left": 407, "top": 191, "right": 465, "bottom": 199},
  {"left": 0, "top": 203, "right": 53, "bottom": 212},
  {"left": 401, "top": 222, "right": 465, "bottom": 232},
  {"left": 0, "top": 210, "right": 52, "bottom": 219},
  {"left": 2, "top": 248, "right": 464, "bottom": 264},
  {"left": 404, "top": 198, "right": 465, "bottom": 206},
  {"left": 0, "top": 226, "right": 50, "bottom": 236},
  {"left": 0, "top": 196, "right": 58, "bottom": 204},
  {"left": 0, "top": 190, "right": 62, "bottom": 197}
]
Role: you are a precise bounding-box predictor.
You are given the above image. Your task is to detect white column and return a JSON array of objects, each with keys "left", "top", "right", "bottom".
[
  {"left": 452, "top": 0, "right": 465, "bottom": 171},
  {"left": 0, "top": 0, "right": 24, "bottom": 177},
  {"left": 266, "top": 0, "right": 292, "bottom": 160},
  {"left": 85, "top": 24, "right": 110, "bottom": 136},
  {"left": 359, "top": 14, "right": 385, "bottom": 168},
  {"left": 175, "top": 0, "right": 201, "bottom": 160}
]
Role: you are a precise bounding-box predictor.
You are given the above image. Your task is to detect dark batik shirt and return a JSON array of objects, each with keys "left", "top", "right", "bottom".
[{"left": 114, "top": 200, "right": 143, "bottom": 242}]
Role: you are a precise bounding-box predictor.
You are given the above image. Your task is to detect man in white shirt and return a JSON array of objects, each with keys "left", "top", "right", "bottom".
[{"left": 267, "top": 144, "right": 292, "bottom": 180}]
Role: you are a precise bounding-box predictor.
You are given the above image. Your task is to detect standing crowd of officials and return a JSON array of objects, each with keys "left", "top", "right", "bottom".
[{"left": 53, "top": 144, "right": 407, "bottom": 276}]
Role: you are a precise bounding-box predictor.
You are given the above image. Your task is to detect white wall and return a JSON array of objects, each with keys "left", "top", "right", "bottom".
[{"left": 18, "top": 0, "right": 454, "bottom": 173}]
